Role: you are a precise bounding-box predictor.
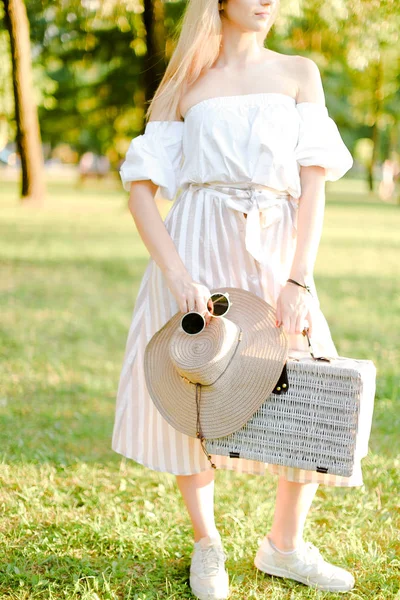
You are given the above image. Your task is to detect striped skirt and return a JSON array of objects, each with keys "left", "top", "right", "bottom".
[{"left": 112, "top": 183, "right": 367, "bottom": 486}]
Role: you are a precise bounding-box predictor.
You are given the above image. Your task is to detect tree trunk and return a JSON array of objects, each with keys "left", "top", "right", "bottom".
[
  {"left": 3, "top": 0, "right": 45, "bottom": 204},
  {"left": 368, "top": 123, "right": 378, "bottom": 192},
  {"left": 368, "top": 56, "right": 384, "bottom": 193},
  {"left": 142, "top": 0, "right": 166, "bottom": 122}
]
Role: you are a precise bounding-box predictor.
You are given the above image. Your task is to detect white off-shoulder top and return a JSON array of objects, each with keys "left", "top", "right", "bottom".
[{"left": 119, "top": 92, "right": 353, "bottom": 200}]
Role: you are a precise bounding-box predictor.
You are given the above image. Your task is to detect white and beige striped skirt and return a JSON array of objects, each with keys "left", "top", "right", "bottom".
[{"left": 112, "top": 183, "right": 368, "bottom": 487}]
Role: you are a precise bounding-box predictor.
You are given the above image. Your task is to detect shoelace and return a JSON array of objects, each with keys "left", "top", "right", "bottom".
[
  {"left": 200, "top": 545, "right": 227, "bottom": 576},
  {"left": 298, "top": 541, "right": 322, "bottom": 562},
  {"left": 301, "top": 541, "right": 342, "bottom": 582}
]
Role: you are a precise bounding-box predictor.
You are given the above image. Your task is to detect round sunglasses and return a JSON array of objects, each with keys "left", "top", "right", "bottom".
[{"left": 180, "top": 292, "right": 231, "bottom": 335}]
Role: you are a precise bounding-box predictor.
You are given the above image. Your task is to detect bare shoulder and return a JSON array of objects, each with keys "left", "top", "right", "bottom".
[
  {"left": 286, "top": 55, "right": 326, "bottom": 104},
  {"left": 258, "top": 50, "right": 325, "bottom": 103},
  {"left": 178, "top": 75, "right": 216, "bottom": 118}
]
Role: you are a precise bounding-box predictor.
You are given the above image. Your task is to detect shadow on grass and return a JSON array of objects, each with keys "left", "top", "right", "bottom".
[
  {"left": 0, "top": 540, "right": 194, "bottom": 599},
  {"left": 2, "top": 523, "right": 395, "bottom": 599},
  {"left": 0, "top": 524, "right": 362, "bottom": 599}
]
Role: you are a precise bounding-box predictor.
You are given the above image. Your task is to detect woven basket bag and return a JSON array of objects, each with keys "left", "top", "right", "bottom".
[{"left": 205, "top": 338, "right": 376, "bottom": 477}]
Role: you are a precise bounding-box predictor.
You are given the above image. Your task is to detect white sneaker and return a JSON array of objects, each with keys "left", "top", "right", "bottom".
[
  {"left": 254, "top": 536, "right": 355, "bottom": 592},
  {"left": 189, "top": 534, "right": 230, "bottom": 600}
]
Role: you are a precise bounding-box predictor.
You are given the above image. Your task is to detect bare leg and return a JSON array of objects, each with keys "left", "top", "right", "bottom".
[
  {"left": 176, "top": 470, "right": 218, "bottom": 542},
  {"left": 267, "top": 476, "right": 319, "bottom": 551}
]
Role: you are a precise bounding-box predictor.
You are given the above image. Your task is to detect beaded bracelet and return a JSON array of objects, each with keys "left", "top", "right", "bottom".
[{"left": 287, "top": 278, "right": 312, "bottom": 295}]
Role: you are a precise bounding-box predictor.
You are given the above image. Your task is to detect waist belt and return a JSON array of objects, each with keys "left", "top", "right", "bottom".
[{"left": 187, "top": 182, "right": 297, "bottom": 269}]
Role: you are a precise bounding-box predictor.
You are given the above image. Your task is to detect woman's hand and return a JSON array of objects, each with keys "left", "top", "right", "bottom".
[
  {"left": 164, "top": 271, "right": 213, "bottom": 326},
  {"left": 276, "top": 282, "right": 314, "bottom": 336}
]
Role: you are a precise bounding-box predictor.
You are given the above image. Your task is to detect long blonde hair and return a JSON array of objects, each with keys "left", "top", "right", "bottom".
[{"left": 145, "top": 0, "right": 280, "bottom": 122}]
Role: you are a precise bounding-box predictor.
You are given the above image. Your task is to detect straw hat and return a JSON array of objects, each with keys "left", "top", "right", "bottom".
[{"left": 143, "top": 287, "right": 288, "bottom": 440}]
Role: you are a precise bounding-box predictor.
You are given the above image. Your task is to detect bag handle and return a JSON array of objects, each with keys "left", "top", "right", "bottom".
[
  {"left": 273, "top": 326, "right": 333, "bottom": 396},
  {"left": 300, "top": 327, "right": 332, "bottom": 363},
  {"left": 284, "top": 279, "right": 333, "bottom": 363}
]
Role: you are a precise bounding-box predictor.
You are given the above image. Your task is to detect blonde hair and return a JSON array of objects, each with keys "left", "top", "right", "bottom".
[{"left": 145, "top": 0, "right": 280, "bottom": 122}]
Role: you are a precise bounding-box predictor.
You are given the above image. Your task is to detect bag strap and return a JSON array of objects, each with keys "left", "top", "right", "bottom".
[{"left": 301, "top": 327, "right": 332, "bottom": 362}]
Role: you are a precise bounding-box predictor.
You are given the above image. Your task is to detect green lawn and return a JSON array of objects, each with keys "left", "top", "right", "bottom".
[{"left": 0, "top": 178, "right": 399, "bottom": 599}]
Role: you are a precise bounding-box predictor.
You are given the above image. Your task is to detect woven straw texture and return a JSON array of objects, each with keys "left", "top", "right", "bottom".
[
  {"left": 143, "top": 287, "right": 288, "bottom": 439},
  {"left": 205, "top": 355, "right": 376, "bottom": 477}
]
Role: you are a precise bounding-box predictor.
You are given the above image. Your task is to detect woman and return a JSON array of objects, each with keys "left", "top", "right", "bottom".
[{"left": 113, "top": 0, "right": 359, "bottom": 597}]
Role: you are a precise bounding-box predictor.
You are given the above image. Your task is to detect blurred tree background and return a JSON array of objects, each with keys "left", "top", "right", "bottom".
[
  {"left": 0, "top": 0, "right": 399, "bottom": 201},
  {"left": 1, "top": 5, "right": 399, "bottom": 596}
]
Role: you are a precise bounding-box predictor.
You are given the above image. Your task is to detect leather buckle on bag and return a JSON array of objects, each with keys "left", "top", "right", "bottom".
[{"left": 272, "top": 363, "right": 289, "bottom": 394}]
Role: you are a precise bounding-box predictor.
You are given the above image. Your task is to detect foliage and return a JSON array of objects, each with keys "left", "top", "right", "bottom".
[{"left": 0, "top": 0, "right": 399, "bottom": 169}]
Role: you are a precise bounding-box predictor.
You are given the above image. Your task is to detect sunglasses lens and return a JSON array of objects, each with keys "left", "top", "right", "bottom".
[
  {"left": 209, "top": 293, "right": 230, "bottom": 316},
  {"left": 181, "top": 312, "right": 205, "bottom": 335}
]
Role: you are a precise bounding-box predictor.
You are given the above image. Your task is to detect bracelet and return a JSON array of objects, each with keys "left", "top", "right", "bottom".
[{"left": 287, "top": 278, "right": 312, "bottom": 295}]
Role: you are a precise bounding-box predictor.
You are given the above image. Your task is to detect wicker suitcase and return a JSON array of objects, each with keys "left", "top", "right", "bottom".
[{"left": 205, "top": 352, "right": 376, "bottom": 477}]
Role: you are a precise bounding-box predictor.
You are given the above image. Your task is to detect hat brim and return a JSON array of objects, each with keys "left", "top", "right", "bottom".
[{"left": 144, "top": 287, "right": 288, "bottom": 439}]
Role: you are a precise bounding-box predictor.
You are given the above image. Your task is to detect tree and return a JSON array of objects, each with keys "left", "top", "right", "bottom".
[
  {"left": 345, "top": 0, "right": 400, "bottom": 192},
  {"left": 2, "top": 0, "right": 45, "bottom": 203},
  {"left": 143, "top": 0, "right": 167, "bottom": 107}
]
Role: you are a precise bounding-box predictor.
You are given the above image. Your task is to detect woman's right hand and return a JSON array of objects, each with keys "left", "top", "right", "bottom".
[{"left": 164, "top": 270, "right": 214, "bottom": 326}]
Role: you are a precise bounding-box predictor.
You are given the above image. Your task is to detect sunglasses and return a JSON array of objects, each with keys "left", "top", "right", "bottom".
[{"left": 180, "top": 292, "right": 231, "bottom": 335}]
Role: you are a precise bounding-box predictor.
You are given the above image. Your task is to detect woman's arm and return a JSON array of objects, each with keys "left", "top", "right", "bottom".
[
  {"left": 276, "top": 57, "right": 328, "bottom": 336},
  {"left": 289, "top": 164, "right": 326, "bottom": 284},
  {"left": 127, "top": 180, "right": 189, "bottom": 280},
  {"left": 289, "top": 57, "right": 327, "bottom": 284},
  {"left": 127, "top": 180, "right": 213, "bottom": 321}
]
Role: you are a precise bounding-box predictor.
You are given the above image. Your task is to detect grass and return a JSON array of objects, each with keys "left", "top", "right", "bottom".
[{"left": 0, "top": 176, "right": 399, "bottom": 599}]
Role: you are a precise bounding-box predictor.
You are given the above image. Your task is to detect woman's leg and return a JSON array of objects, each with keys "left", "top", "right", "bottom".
[
  {"left": 267, "top": 476, "right": 319, "bottom": 551},
  {"left": 176, "top": 470, "right": 218, "bottom": 542}
]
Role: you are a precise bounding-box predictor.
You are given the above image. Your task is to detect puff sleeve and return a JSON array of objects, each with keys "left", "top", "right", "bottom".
[
  {"left": 294, "top": 103, "right": 353, "bottom": 181},
  {"left": 119, "top": 120, "right": 184, "bottom": 200}
]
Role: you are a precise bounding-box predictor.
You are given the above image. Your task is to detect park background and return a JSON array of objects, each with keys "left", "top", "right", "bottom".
[{"left": 0, "top": 0, "right": 399, "bottom": 598}]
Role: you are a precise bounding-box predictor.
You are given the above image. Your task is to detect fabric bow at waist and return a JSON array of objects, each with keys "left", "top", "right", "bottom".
[{"left": 187, "top": 182, "right": 298, "bottom": 269}]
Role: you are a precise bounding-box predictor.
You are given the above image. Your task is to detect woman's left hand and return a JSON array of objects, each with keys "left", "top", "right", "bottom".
[{"left": 275, "top": 282, "right": 314, "bottom": 336}]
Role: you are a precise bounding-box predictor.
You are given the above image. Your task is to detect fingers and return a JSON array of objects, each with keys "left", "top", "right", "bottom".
[
  {"left": 179, "top": 290, "right": 199, "bottom": 315},
  {"left": 204, "top": 296, "right": 213, "bottom": 325},
  {"left": 181, "top": 284, "right": 213, "bottom": 327},
  {"left": 185, "top": 291, "right": 196, "bottom": 313},
  {"left": 305, "top": 312, "right": 313, "bottom": 337},
  {"left": 275, "top": 303, "right": 281, "bottom": 327},
  {"left": 178, "top": 292, "right": 188, "bottom": 314},
  {"left": 295, "top": 313, "right": 307, "bottom": 335},
  {"left": 280, "top": 311, "right": 311, "bottom": 335},
  {"left": 282, "top": 314, "right": 292, "bottom": 334},
  {"left": 181, "top": 283, "right": 313, "bottom": 337}
]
